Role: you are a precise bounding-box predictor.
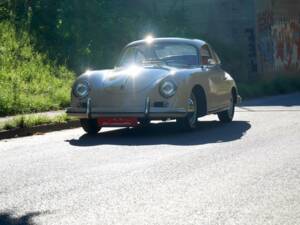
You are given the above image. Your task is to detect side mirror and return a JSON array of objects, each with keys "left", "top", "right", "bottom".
[{"left": 208, "top": 58, "right": 216, "bottom": 65}]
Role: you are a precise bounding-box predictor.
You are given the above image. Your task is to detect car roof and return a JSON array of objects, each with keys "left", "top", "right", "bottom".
[{"left": 126, "top": 37, "right": 207, "bottom": 48}]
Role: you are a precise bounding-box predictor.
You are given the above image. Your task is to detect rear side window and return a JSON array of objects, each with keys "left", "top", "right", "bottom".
[
  {"left": 200, "top": 45, "right": 213, "bottom": 65},
  {"left": 209, "top": 46, "right": 221, "bottom": 64}
]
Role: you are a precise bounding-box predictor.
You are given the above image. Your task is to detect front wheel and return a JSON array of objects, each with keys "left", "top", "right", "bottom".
[
  {"left": 138, "top": 118, "right": 151, "bottom": 128},
  {"left": 177, "top": 91, "right": 198, "bottom": 130},
  {"left": 80, "top": 119, "right": 101, "bottom": 134},
  {"left": 218, "top": 94, "right": 235, "bottom": 123}
]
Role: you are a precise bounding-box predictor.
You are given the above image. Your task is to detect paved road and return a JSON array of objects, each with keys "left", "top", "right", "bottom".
[{"left": 0, "top": 94, "right": 299, "bottom": 225}]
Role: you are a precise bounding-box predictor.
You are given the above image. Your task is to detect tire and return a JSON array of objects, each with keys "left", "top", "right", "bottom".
[
  {"left": 177, "top": 91, "right": 198, "bottom": 130},
  {"left": 218, "top": 93, "right": 235, "bottom": 123},
  {"left": 80, "top": 119, "right": 101, "bottom": 134},
  {"left": 138, "top": 118, "right": 151, "bottom": 128}
]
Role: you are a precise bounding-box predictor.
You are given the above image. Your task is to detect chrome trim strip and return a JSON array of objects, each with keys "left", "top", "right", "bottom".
[
  {"left": 145, "top": 97, "right": 150, "bottom": 116},
  {"left": 67, "top": 111, "right": 187, "bottom": 118},
  {"left": 237, "top": 95, "right": 242, "bottom": 105},
  {"left": 87, "top": 98, "right": 91, "bottom": 117}
]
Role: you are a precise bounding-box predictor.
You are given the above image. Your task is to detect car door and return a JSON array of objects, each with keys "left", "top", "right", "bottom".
[
  {"left": 209, "top": 45, "right": 232, "bottom": 108},
  {"left": 200, "top": 45, "right": 227, "bottom": 110}
]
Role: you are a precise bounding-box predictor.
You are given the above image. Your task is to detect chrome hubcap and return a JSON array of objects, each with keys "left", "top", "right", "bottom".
[
  {"left": 228, "top": 97, "right": 234, "bottom": 118},
  {"left": 188, "top": 93, "right": 197, "bottom": 126}
]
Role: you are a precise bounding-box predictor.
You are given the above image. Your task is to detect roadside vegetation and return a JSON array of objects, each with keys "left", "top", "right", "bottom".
[
  {"left": 239, "top": 76, "right": 300, "bottom": 99},
  {"left": 0, "top": 113, "right": 76, "bottom": 131},
  {"left": 0, "top": 1, "right": 191, "bottom": 117},
  {"left": 0, "top": 21, "right": 74, "bottom": 116}
]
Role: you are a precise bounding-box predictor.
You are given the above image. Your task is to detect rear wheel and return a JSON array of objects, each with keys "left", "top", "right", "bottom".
[
  {"left": 177, "top": 91, "right": 198, "bottom": 130},
  {"left": 218, "top": 93, "right": 235, "bottom": 123},
  {"left": 80, "top": 119, "right": 101, "bottom": 134}
]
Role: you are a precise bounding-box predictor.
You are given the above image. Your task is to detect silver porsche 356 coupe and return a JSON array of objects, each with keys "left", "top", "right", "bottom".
[{"left": 67, "top": 37, "right": 241, "bottom": 134}]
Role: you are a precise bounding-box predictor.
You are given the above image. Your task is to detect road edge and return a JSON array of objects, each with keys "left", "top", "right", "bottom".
[{"left": 0, "top": 120, "right": 81, "bottom": 140}]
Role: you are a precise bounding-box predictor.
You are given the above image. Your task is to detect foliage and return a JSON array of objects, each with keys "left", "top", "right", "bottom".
[
  {"left": 0, "top": 113, "right": 75, "bottom": 131},
  {"left": 0, "top": 21, "right": 74, "bottom": 116},
  {"left": 1, "top": 1, "right": 245, "bottom": 74},
  {"left": 1, "top": 0, "right": 193, "bottom": 73},
  {"left": 238, "top": 76, "right": 300, "bottom": 99}
]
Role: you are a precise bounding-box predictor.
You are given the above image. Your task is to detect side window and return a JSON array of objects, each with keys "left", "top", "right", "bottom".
[
  {"left": 209, "top": 46, "right": 221, "bottom": 65},
  {"left": 119, "top": 47, "right": 145, "bottom": 66},
  {"left": 200, "top": 45, "right": 213, "bottom": 65},
  {"left": 135, "top": 51, "right": 146, "bottom": 64},
  {"left": 119, "top": 47, "right": 137, "bottom": 66}
]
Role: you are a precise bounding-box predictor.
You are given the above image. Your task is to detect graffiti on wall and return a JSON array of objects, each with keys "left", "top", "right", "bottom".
[
  {"left": 257, "top": 9, "right": 274, "bottom": 33},
  {"left": 271, "top": 18, "right": 300, "bottom": 71},
  {"left": 257, "top": 10, "right": 300, "bottom": 73},
  {"left": 245, "top": 28, "right": 258, "bottom": 73},
  {"left": 257, "top": 10, "right": 274, "bottom": 68}
]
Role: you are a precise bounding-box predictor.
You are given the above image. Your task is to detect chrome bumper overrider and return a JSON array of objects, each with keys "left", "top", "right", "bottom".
[{"left": 237, "top": 95, "right": 242, "bottom": 105}]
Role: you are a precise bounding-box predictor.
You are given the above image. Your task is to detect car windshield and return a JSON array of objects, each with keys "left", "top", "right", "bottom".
[{"left": 117, "top": 42, "right": 199, "bottom": 68}]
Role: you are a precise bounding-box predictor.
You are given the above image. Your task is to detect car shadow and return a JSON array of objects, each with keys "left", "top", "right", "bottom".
[
  {"left": 67, "top": 120, "right": 251, "bottom": 147},
  {"left": 0, "top": 211, "right": 45, "bottom": 225}
]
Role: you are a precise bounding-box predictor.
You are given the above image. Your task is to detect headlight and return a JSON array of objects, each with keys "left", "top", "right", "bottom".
[
  {"left": 159, "top": 80, "right": 177, "bottom": 98},
  {"left": 73, "top": 81, "right": 89, "bottom": 98}
]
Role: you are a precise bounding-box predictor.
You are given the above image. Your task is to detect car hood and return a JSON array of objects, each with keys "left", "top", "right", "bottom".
[{"left": 85, "top": 66, "right": 175, "bottom": 93}]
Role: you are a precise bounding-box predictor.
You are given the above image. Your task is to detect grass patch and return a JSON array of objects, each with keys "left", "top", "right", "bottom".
[
  {"left": 0, "top": 113, "right": 77, "bottom": 131},
  {"left": 238, "top": 76, "right": 300, "bottom": 99},
  {"left": 0, "top": 21, "right": 75, "bottom": 116}
]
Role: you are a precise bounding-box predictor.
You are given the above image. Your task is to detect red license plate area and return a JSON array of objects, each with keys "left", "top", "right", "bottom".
[{"left": 97, "top": 117, "right": 138, "bottom": 127}]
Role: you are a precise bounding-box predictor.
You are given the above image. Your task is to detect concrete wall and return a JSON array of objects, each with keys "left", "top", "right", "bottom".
[
  {"left": 145, "top": 0, "right": 257, "bottom": 81},
  {"left": 186, "top": 0, "right": 258, "bottom": 80},
  {"left": 145, "top": 0, "right": 300, "bottom": 80}
]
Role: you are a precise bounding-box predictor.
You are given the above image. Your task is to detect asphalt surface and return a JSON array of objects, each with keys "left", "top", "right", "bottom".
[{"left": 0, "top": 93, "right": 300, "bottom": 225}]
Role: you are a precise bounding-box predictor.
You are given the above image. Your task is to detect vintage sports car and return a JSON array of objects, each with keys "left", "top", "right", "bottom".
[{"left": 67, "top": 37, "right": 241, "bottom": 134}]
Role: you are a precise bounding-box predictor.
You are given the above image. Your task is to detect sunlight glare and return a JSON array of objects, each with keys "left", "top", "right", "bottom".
[
  {"left": 126, "top": 65, "right": 142, "bottom": 78},
  {"left": 85, "top": 69, "right": 92, "bottom": 75},
  {"left": 145, "top": 35, "right": 154, "bottom": 44}
]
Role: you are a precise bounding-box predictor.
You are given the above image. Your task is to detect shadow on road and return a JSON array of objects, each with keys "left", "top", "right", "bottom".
[
  {"left": 68, "top": 120, "right": 251, "bottom": 147},
  {"left": 0, "top": 212, "right": 42, "bottom": 225}
]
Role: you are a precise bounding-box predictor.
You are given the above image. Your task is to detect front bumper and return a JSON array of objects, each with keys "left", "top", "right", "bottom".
[
  {"left": 237, "top": 95, "right": 242, "bottom": 105},
  {"left": 66, "top": 110, "right": 187, "bottom": 119},
  {"left": 66, "top": 97, "right": 188, "bottom": 119}
]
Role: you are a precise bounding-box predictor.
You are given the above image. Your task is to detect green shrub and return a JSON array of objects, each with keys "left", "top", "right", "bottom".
[
  {"left": 238, "top": 76, "right": 300, "bottom": 99},
  {"left": 0, "top": 21, "right": 75, "bottom": 116}
]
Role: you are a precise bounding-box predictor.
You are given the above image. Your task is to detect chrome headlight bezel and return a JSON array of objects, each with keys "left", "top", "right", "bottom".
[
  {"left": 159, "top": 80, "right": 177, "bottom": 98},
  {"left": 73, "top": 81, "right": 90, "bottom": 98}
]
